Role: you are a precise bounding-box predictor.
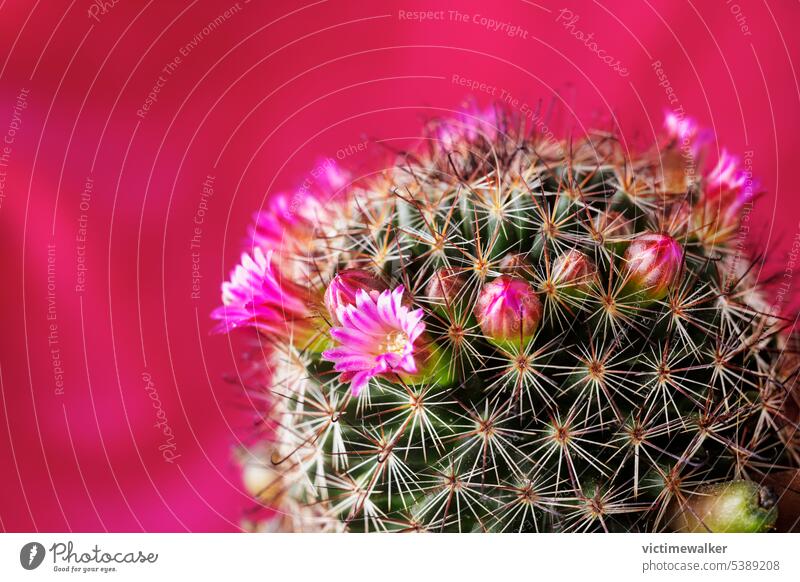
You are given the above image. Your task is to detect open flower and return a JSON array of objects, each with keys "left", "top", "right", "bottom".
[
  {"left": 475, "top": 276, "right": 542, "bottom": 347},
  {"left": 249, "top": 188, "right": 348, "bottom": 282},
  {"left": 324, "top": 269, "right": 387, "bottom": 325},
  {"left": 250, "top": 191, "right": 323, "bottom": 251},
  {"left": 622, "top": 233, "right": 683, "bottom": 301},
  {"left": 212, "top": 248, "right": 323, "bottom": 347},
  {"left": 322, "top": 286, "right": 426, "bottom": 396}
]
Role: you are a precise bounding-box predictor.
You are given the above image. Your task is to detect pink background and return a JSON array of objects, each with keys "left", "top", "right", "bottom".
[{"left": 0, "top": 0, "right": 798, "bottom": 531}]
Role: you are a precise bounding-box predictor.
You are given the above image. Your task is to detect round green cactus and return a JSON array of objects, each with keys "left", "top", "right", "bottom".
[{"left": 217, "top": 106, "right": 798, "bottom": 532}]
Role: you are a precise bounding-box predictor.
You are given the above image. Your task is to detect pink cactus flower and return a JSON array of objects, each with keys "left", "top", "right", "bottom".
[
  {"left": 706, "top": 150, "right": 747, "bottom": 193},
  {"left": 248, "top": 188, "right": 348, "bottom": 282},
  {"left": 322, "top": 286, "right": 426, "bottom": 396},
  {"left": 475, "top": 276, "right": 542, "bottom": 346},
  {"left": 695, "top": 151, "right": 756, "bottom": 242},
  {"left": 623, "top": 233, "right": 684, "bottom": 300},
  {"left": 324, "top": 269, "right": 387, "bottom": 325},
  {"left": 249, "top": 191, "right": 326, "bottom": 256},
  {"left": 663, "top": 112, "right": 711, "bottom": 159},
  {"left": 212, "top": 248, "right": 322, "bottom": 345}
]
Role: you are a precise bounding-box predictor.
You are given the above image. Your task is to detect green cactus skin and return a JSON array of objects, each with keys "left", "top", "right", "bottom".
[
  {"left": 668, "top": 481, "right": 778, "bottom": 533},
  {"left": 231, "top": 109, "right": 798, "bottom": 533}
]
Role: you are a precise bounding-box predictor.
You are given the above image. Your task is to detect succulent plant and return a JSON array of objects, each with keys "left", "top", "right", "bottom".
[{"left": 217, "top": 105, "right": 799, "bottom": 532}]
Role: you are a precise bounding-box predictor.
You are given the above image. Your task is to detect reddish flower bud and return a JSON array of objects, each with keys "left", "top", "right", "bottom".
[
  {"left": 324, "top": 269, "right": 387, "bottom": 325},
  {"left": 425, "top": 268, "right": 467, "bottom": 311},
  {"left": 551, "top": 250, "right": 596, "bottom": 292},
  {"left": 475, "top": 276, "right": 542, "bottom": 347},
  {"left": 499, "top": 253, "right": 534, "bottom": 279},
  {"left": 623, "top": 233, "right": 683, "bottom": 301}
]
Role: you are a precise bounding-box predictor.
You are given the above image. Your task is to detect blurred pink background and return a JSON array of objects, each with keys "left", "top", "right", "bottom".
[{"left": 0, "top": 0, "right": 798, "bottom": 531}]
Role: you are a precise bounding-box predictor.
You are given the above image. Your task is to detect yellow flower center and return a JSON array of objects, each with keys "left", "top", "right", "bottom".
[{"left": 381, "top": 331, "right": 409, "bottom": 354}]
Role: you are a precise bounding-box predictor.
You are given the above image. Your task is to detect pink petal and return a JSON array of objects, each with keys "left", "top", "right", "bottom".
[{"left": 350, "top": 370, "right": 373, "bottom": 396}]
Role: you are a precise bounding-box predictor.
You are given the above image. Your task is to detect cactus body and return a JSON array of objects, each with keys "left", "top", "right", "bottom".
[
  {"left": 217, "top": 106, "right": 798, "bottom": 532},
  {"left": 668, "top": 481, "right": 777, "bottom": 533}
]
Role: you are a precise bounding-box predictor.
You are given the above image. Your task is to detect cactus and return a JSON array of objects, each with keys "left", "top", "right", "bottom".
[
  {"left": 216, "top": 105, "right": 798, "bottom": 532},
  {"left": 666, "top": 480, "right": 777, "bottom": 533}
]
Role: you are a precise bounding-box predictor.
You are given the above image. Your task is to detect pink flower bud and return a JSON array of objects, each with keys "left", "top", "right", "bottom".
[
  {"left": 623, "top": 233, "right": 684, "bottom": 301},
  {"left": 324, "top": 269, "right": 387, "bottom": 325},
  {"left": 706, "top": 151, "right": 746, "bottom": 193},
  {"left": 475, "top": 276, "right": 542, "bottom": 346},
  {"left": 425, "top": 268, "right": 467, "bottom": 311},
  {"left": 551, "top": 250, "right": 596, "bottom": 291},
  {"left": 693, "top": 151, "right": 756, "bottom": 244}
]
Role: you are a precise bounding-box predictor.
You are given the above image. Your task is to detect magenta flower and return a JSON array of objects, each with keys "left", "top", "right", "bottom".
[
  {"left": 623, "top": 233, "right": 683, "bottom": 301},
  {"left": 212, "top": 248, "right": 322, "bottom": 345},
  {"left": 695, "top": 151, "right": 756, "bottom": 242},
  {"left": 436, "top": 103, "right": 498, "bottom": 148},
  {"left": 248, "top": 188, "right": 348, "bottom": 283},
  {"left": 475, "top": 276, "right": 542, "bottom": 346},
  {"left": 249, "top": 191, "right": 325, "bottom": 255},
  {"left": 324, "top": 269, "right": 387, "bottom": 325},
  {"left": 322, "top": 286, "right": 426, "bottom": 396},
  {"left": 706, "top": 150, "right": 746, "bottom": 193}
]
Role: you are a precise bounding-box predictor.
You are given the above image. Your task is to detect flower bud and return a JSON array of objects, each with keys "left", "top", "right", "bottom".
[
  {"left": 622, "top": 233, "right": 683, "bottom": 302},
  {"left": 668, "top": 480, "right": 777, "bottom": 533},
  {"left": 475, "top": 276, "right": 542, "bottom": 347},
  {"left": 551, "top": 250, "right": 596, "bottom": 293},
  {"left": 499, "top": 253, "right": 534, "bottom": 279},
  {"left": 313, "top": 157, "right": 349, "bottom": 193},
  {"left": 324, "top": 269, "right": 387, "bottom": 325},
  {"left": 693, "top": 151, "right": 756, "bottom": 244},
  {"left": 425, "top": 268, "right": 467, "bottom": 312}
]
